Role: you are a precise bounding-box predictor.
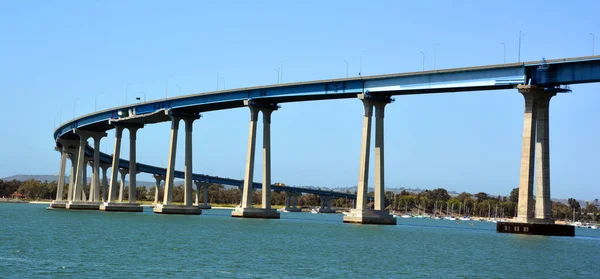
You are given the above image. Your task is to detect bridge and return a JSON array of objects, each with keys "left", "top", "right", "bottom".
[{"left": 51, "top": 56, "right": 600, "bottom": 232}]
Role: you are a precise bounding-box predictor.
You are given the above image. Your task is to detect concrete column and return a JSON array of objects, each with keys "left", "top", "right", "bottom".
[
  {"left": 154, "top": 174, "right": 164, "bottom": 204},
  {"left": 100, "top": 164, "right": 109, "bottom": 202},
  {"left": 163, "top": 116, "right": 180, "bottom": 205},
  {"left": 67, "top": 152, "right": 78, "bottom": 201},
  {"left": 55, "top": 148, "right": 68, "bottom": 201},
  {"left": 320, "top": 198, "right": 325, "bottom": 209},
  {"left": 535, "top": 94, "right": 554, "bottom": 221},
  {"left": 128, "top": 126, "right": 141, "bottom": 204},
  {"left": 261, "top": 108, "right": 275, "bottom": 209},
  {"left": 327, "top": 198, "right": 332, "bottom": 210},
  {"left": 516, "top": 88, "right": 538, "bottom": 222},
  {"left": 194, "top": 181, "right": 200, "bottom": 205},
  {"left": 355, "top": 97, "right": 373, "bottom": 210},
  {"left": 183, "top": 117, "right": 195, "bottom": 207},
  {"left": 293, "top": 194, "right": 298, "bottom": 208},
  {"left": 81, "top": 158, "right": 89, "bottom": 201},
  {"left": 107, "top": 126, "right": 124, "bottom": 203},
  {"left": 73, "top": 132, "right": 90, "bottom": 201},
  {"left": 90, "top": 134, "right": 106, "bottom": 202},
  {"left": 373, "top": 102, "right": 387, "bottom": 210},
  {"left": 241, "top": 106, "right": 259, "bottom": 208},
  {"left": 285, "top": 195, "right": 291, "bottom": 209},
  {"left": 118, "top": 169, "right": 128, "bottom": 202},
  {"left": 203, "top": 182, "right": 209, "bottom": 206}
]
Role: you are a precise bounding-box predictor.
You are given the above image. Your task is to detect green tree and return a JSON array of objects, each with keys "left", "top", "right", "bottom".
[{"left": 509, "top": 188, "right": 519, "bottom": 203}]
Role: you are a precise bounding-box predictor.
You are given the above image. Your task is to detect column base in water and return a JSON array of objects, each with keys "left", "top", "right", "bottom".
[
  {"left": 231, "top": 207, "right": 280, "bottom": 219},
  {"left": 49, "top": 200, "right": 69, "bottom": 209},
  {"left": 194, "top": 203, "right": 212, "bottom": 209},
  {"left": 343, "top": 209, "right": 396, "bottom": 225},
  {"left": 283, "top": 207, "right": 302, "bottom": 212},
  {"left": 317, "top": 207, "right": 336, "bottom": 214},
  {"left": 99, "top": 202, "right": 143, "bottom": 212},
  {"left": 66, "top": 201, "right": 101, "bottom": 210},
  {"left": 497, "top": 221, "right": 574, "bottom": 237},
  {"left": 153, "top": 204, "right": 202, "bottom": 215}
]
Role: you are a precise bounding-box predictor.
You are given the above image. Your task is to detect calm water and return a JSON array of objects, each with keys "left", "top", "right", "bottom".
[{"left": 1, "top": 203, "right": 599, "bottom": 278}]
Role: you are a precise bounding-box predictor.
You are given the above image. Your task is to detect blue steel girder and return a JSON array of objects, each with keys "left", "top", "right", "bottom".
[
  {"left": 59, "top": 56, "right": 600, "bottom": 202},
  {"left": 526, "top": 57, "right": 600, "bottom": 86}
]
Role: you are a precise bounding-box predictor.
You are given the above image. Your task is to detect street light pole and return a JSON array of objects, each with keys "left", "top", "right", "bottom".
[
  {"left": 433, "top": 44, "right": 439, "bottom": 70},
  {"left": 344, "top": 60, "right": 348, "bottom": 78},
  {"left": 420, "top": 51, "right": 425, "bottom": 71},
  {"left": 591, "top": 33, "right": 595, "bottom": 55},
  {"left": 281, "top": 59, "right": 287, "bottom": 83},
  {"left": 220, "top": 76, "right": 225, "bottom": 90},
  {"left": 501, "top": 42, "right": 506, "bottom": 63},
  {"left": 274, "top": 68, "right": 280, "bottom": 84},
  {"left": 518, "top": 31, "right": 523, "bottom": 62}
]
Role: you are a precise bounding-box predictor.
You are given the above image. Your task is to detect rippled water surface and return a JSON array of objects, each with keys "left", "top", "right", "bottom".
[{"left": 1, "top": 203, "right": 599, "bottom": 278}]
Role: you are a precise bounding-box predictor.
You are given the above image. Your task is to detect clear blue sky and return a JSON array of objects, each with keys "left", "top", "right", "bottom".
[{"left": 1, "top": 0, "right": 598, "bottom": 200}]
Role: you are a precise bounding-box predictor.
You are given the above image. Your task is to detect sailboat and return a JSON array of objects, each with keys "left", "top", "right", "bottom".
[
  {"left": 458, "top": 202, "right": 471, "bottom": 221},
  {"left": 444, "top": 203, "right": 456, "bottom": 220},
  {"left": 433, "top": 200, "right": 441, "bottom": 219},
  {"left": 401, "top": 202, "right": 412, "bottom": 218}
]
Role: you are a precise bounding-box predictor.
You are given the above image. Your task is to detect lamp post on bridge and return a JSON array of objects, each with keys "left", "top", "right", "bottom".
[
  {"left": 220, "top": 76, "right": 225, "bottom": 90},
  {"left": 274, "top": 68, "right": 280, "bottom": 84},
  {"left": 501, "top": 42, "right": 506, "bottom": 63},
  {"left": 518, "top": 31, "right": 524, "bottom": 63},
  {"left": 344, "top": 60, "right": 348, "bottom": 78},
  {"left": 420, "top": 51, "right": 425, "bottom": 71},
  {"left": 591, "top": 33, "right": 595, "bottom": 56}
]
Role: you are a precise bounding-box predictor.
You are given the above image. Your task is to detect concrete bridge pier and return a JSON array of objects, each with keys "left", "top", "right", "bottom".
[
  {"left": 194, "top": 181, "right": 211, "bottom": 209},
  {"left": 66, "top": 130, "right": 106, "bottom": 210},
  {"left": 154, "top": 114, "right": 202, "bottom": 214},
  {"left": 343, "top": 94, "right": 396, "bottom": 225},
  {"left": 497, "top": 85, "right": 573, "bottom": 236},
  {"left": 50, "top": 139, "right": 79, "bottom": 209},
  {"left": 318, "top": 196, "right": 336, "bottom": 213},
  {"left": 101, "top": 125, "right": 143, "bottom": 212},
  {"left": 153, "top": 174, "right": 165, "bottom": 205},
  {"left": 284, "top": 192, "right": 301, "bottom": 212},
  {"left": 232, "top": 101, "right": 280, "bottom": 219},
  {"left": 118, "top": 168, "right": 128, "bottom": 202},
  {"left": 100, "top": 163, "right": 111, "bottom": 202}
]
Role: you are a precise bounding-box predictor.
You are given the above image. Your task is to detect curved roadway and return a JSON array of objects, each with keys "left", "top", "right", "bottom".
[{"left": 54, "top": 56, "right": 600, "bottom": 199}]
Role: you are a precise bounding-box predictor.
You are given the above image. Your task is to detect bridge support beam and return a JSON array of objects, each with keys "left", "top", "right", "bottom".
[
  {"left": 128, "top": 125, "right": 142, "bottom": 205},
  {"left": 89, "top": 133, "right": 106, "bottom": 203},
  {"left": 101, "top": 124, "right": 143, "bottom": 212},
  {"left": 344, "top": 94, "right": 396, "bottom": 225},
  {"left": 194, "top": 181, "right": 212, "bottom": 209},
  {"left": 100, "top": 163, "right": 111, "bottom": 202},
  {"left": 283, "top": 192, "right": 302, "bottom": 212},
  {"left": 232, "top": 101, "right": 280, "bottom": 219},
  {"left": 318, "top": 196, "right": 336, "bottom": 213},
  {"left": 50, "top": 139, "right": 79, "bottom": 209},
  {"left": 154, "top": 113, "right": 202, "bottom": 215},
  {"left": 498, "top": 85, "right": 573, "bottom": 236},
  {"left": 153, "top": 174, "right": 164, "bottom": 205},
  {"left": 514, "top": 85, "right": 556, "bottom": 224},
  {"left": 66, "top": 129, "right": 106, "bottom": 210}
]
